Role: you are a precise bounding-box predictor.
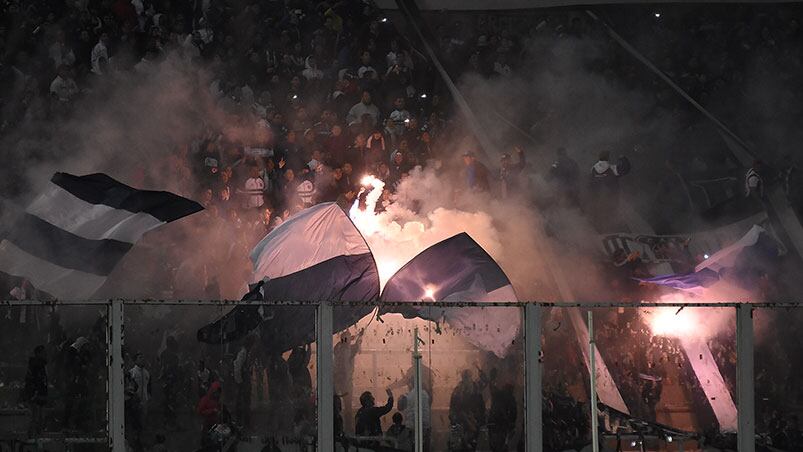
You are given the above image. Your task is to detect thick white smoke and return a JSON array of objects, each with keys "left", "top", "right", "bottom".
[{"left": 349, "top": 167, "right": 504, "bottom": 290}]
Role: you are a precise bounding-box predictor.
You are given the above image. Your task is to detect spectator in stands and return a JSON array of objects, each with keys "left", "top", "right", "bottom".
[
  {"left": 91, "top": 33, "right": 111, "bottom": 75},
  {"left": 356, "top": 389, "right": 395, "bottom": 436},
  {"left": 233, "top": 335, "right": 254, "bottom": 429},
  {"left": 499, "top": 146, "right": 526, "bottom": 199},
  {"left": 449, "top": 370, "right": 486, "bottom": 452},
  {"left": 386, "top": 412, "right": 414, "bottom": 451},
  {"left": 129, "top": 352, "right": 151, "bottom": 429},
  {"left": 50, "top": 65, "right": 79, "bottom": 104},
  {"left": 347, "top": 90, "right": 380, "bottom": 127},
  {"left": 488, "top": 380, "right": 517, "bottom": 452},
  {"left": 244, "top": 165, "right": 265, "bottom": 209},
  {"left": 548, "top": 147, "right": 580, "bottom": 206},
  {"left": 197, "top": 381, "right": 223, "bottom": 437},
  {"left": 389, "top": 150, "right": 411, "bottom": 188},
  {"left": 159, "top": 336, "right": 180, "bottom": 430},
  {"left": 22, "top": 345, "right": 47, "bottom": 437},
  {"left": 462, "top": 152, "right": 490, "bottom": 192},
  {"left": 366, "top": 129, "right": 387, "bottom": 170}
]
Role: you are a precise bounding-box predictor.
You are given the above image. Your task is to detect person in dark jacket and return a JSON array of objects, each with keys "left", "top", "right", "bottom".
[
  {"left": 548, "top": 147, "right": 579, "bottom": 206},
  {"left": 22, "top": 345, "right": 47, "bottom": 436},
  {"left": 589, "top": 151, "right": 624, "bottom": 231},
  {"left": 499, "top": 146, "right": 527, "bottom": 199},
  {"left": 488, "top": 378, "right": 517, "bottom": 452},
  {"left": 462, "top": 152, "right": 491, "bottom": 192},
  {"left": 449, "top": 370, "right": 486, "bottom": 452},
  {"left": 355, "top": 389, "right": 394, "bottom": 436},
  {"left": 388, "top": 151, "right": 412, "bottom": 189}
]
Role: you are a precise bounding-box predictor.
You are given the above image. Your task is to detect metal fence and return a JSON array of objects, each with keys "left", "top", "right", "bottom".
[{"left": 1, "top": 300, "right": 797, "bottom": 452}]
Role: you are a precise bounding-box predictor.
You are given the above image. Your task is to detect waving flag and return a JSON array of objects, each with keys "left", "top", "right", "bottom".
[
  {"left": 198, "top": 211, "right": 518, "bottom": 356},
  {"left": 380, "top": 233, "right": 519, "bottom": 357},
  {"left": 197, "top": 202, "right": 379, "bottom": 350},
  {"left": 637, "top": 268, "right": 720, "bottom": 292},
  {"left": 638, "top": 225, "right": 781, "bottom": 292},
  {"left": 0, "top": 172, "right": 202, "bottom": 299}
]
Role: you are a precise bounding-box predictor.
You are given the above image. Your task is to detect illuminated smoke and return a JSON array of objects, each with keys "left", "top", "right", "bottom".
[
  {"left": 349, "top": 170, "right": 502, "bottom": 290},
  {"left": 641, "top": 294, "right": 734, "bottom": 340}
]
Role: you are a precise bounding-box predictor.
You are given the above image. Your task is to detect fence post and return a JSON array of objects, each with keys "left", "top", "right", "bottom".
[
  {"left": 525, "top": 303, "right": 543, "bottom": 452},
  {"left": 107, "top": 300, "right": 125, "bottom": 452},
  {"left": 737, "top": 304, "right": 755, "bottom": 452},
  {"left": 317, "top": 301, "right": 334, "bottom": 452}
]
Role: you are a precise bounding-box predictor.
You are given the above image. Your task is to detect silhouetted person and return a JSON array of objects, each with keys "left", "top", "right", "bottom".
[
  {"left": 386, "top": 412, "right": 414, "bottom": 451},
  {"left": 334, "top": 330, "right": 363, "bottom": 433},
  {"left": 63, "top": 337, "right": 90, "bottom": 430},
  {"left": 234, "top": 335, "right": 255, "bottom": 429},
  {"left": 197, "top": 381, "right": 223, "bottom": 447},
  {"left": 160, "top": 336, "right": 180, "bottom": 430},
  {"left": 22, "top": 345, "right": 47, "bottom": 437},
  {"left": 499, "top": 146, "right": 527, "bottom": 199},
  {"left": 549, "top": 147, "right": 579, "bottom": 206},
  {"left": 590, "top": 151, "right": 624, "bottom": 230},
  {"left": 488, "top": 378, "right": 517, "bottom": 452},
  {"left": 356, "top": 389, "right": 394, "bottom": 436},
  {"left": 449, "top": 370, "right": 486, "bottom": 452}
]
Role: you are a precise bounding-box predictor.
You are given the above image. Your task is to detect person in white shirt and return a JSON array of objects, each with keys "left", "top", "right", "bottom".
[
  {"left": 400, "top": 379, "right": 431, "bottom": 449},
  {"left": 243, "top": 166, "right": 265, "bottom": 208},
  {"left": 233, "top": 336, "right": 254, "bottom": 428},
  {"left": 50, "top": 66, "right": 79, "bottom": 103},
  {"left": 91, "top": 33, "right": 109, "bottom": 75},
  {"left": 302, "top": 56, "right": 324, "bottom": 80},
  {"left": 129, "top": 353, "right": 151, "bottom": 420},
  {"left": 346, "top": 90, "right": 380, "bottom": 126}
]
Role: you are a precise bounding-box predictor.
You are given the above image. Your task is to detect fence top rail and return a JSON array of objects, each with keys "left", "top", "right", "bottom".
[{"left": 2, "top": 299, "right": 803, "bottom": 308}]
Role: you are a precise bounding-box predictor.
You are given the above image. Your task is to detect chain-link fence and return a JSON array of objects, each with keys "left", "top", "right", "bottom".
[{"left": 1, "top": 300, "right": 796, "bottom": 452}]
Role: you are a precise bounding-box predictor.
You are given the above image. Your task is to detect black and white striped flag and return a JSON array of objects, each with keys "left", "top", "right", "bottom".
[{"left": 0, "top": 172, "right": 203, "bottom": 299}]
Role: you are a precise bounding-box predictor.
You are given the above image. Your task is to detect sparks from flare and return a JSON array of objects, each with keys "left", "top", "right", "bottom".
[
  {"left": 645, "top": 306, "right": 697, "bottom": 337},
  {"left": 642, "top": 295, "right": 715, "bottom": 339},
  {"left": 349, "top": 174, "right": 427, "bottom": 289}
]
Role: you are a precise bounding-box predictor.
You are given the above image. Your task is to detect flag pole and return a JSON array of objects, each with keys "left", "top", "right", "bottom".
[
  {"left": 413, "top": 327, "right": 424, "bottom": 452},
  {"left": 588, "top": 311, "right": 600, "bottom": 452}
]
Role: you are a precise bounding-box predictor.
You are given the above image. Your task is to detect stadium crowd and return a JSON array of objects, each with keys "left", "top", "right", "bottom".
[{"left": 2, "top": 0, "right": 803, "bottom": 451}]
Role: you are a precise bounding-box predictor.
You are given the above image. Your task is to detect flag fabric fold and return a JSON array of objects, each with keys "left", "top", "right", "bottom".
[
  {"left": 197, "top": 202, "right": 380, "bottom": 350},
  {"left": 0, "top": 172, "right": 202, "bottom": 299},
  {"left": 637, "top": 224, "right": 781, "bottom": 292},
  {"left": 198, "top": 209, "right": 518, "bottom": 357},
  {"left": 380, "top": 232, "right": 519, "bottom": 357}
]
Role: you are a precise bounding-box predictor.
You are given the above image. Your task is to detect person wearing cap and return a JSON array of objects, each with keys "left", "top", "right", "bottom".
[
  {"left": 346, "top": 90, "right": 380, "bottom": 127},
  {"left": 499, "top": 146, "right": 527, "bottom": 199},
  {"left": 745, "top": 159, "right": 765, "bottom": 200},
  {"left": 590, "top": 151, "right": 624, "bottom": 229},
  {"left": 462, "top": 151, "right": 490, "bottom": 192}
]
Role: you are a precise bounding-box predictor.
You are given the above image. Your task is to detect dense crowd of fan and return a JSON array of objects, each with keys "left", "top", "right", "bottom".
[{"left": 2, "top": 0, "right": 803, "bottom": 451}]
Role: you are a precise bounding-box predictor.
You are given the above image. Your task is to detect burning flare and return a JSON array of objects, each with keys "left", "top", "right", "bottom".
[{"left": 348, "top": 170, "right": 502, "bottom": 293}]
